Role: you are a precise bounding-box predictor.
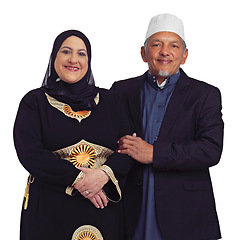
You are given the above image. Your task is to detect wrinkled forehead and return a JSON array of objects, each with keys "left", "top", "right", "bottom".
[{"left": 145, "top": 31, "right": 184, "bottom": 47}]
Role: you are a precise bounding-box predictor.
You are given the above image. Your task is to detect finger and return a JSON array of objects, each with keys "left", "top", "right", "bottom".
[
  {"left": 118, "top": 140, "right": 136, "bottom": 150},
  {"left": 117, "top": 148, "right": 134, "bottom": 156},
  {"left": 98, "top": 191, "right": 109, "bottom": 207},
  {"left": 118, "top": 135, "right": 135, "bottom": 145},
  {"left": 80, "top": 189, "right": 90, "bottom": 198},
  {"left": 89, "top": 197, "right": 100, "bottom": 209},
  {"left": 94, "top": 194, "right": 104, "bottom": 209}
]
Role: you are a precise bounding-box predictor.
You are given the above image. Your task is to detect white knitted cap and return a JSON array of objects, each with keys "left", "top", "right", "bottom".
[{"left": 145, "top": 13, "right": 185, "bottom": 41}]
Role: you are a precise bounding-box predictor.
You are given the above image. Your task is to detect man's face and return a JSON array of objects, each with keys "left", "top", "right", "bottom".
[{"left": 141, "top": 31, "right": 188, "bottom": 83}]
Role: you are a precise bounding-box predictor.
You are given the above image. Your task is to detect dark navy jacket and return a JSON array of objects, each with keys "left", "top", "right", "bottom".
[{"left": 111, "top": 69, "right": 223, "bottom": 240}]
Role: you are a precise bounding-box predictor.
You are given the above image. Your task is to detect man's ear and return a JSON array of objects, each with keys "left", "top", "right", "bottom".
[
  {"left": 181, "top": 48, "right": 188, "bottom": 65},
  {"left": 141, "top": 46, "right": 147, "bottom": 63}
]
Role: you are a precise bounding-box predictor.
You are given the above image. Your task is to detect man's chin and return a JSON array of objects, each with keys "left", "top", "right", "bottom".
[{"left": 158, "top": 70, "right": 169, "bottom": 77}]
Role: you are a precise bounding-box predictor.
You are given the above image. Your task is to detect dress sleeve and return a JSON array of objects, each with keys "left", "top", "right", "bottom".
[
  {"left": 13, "top": 92, "right": 79, "bottom": 191},
  {"left": 101, "top": 92, "right": 135, "bottom": 202},
  {"left": 153, "top": 87, "right": 224, "bottom": 171}
]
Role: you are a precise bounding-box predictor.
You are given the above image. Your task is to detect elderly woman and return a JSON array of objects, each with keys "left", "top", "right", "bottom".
[{"left": 14, "top": 30, "right": 133, "bottom": 240}]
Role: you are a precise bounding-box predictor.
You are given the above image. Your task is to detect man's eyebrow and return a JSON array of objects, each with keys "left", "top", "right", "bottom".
[{"left": 151, "top": 39, "right": 161, "bottom": 42}]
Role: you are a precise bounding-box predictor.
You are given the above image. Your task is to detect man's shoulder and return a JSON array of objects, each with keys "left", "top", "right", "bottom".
[
  {"left": 180, "top": 69, "right": 221, "bottom": 93},
  {"left": 111, "top": 72, "right": 147, "bottom": 93}
]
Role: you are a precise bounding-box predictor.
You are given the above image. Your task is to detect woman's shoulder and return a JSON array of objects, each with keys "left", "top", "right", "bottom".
[{"left": 20, "top": 88, "right": 46, "bottom": 105}]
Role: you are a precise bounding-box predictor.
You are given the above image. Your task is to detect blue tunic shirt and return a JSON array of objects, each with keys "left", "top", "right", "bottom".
[{"left": 132, "top": 71, "right": 180, "bottom": 240}]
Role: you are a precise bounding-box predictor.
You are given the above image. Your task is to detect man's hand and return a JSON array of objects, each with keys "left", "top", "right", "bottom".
[{"left": 117, "top": 133, "right": 153, "bottom": 164}]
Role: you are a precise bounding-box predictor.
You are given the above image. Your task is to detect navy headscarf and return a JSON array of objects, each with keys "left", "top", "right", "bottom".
[{"left": 41, "top": 30, "right": 98, "bottom": 111}]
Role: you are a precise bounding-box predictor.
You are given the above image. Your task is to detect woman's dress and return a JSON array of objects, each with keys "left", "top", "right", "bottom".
[{"left": 14, "top": 88, "right": 133, "bottom": 240}]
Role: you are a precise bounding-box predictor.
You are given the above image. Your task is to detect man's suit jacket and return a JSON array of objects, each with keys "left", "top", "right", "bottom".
[{"left": 111, "top": 69, "right": 223, "bottom": 240}]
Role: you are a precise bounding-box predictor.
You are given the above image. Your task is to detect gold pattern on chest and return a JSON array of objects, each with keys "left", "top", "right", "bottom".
[{"left": 45, "top": 93, "right": 99, "bottom": 123}]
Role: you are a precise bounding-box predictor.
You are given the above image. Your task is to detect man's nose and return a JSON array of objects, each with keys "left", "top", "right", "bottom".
[{"left": 160, "top": 45, "right": 170, "bottom": 56}]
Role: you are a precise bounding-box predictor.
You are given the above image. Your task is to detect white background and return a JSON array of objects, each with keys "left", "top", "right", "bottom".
[{"left": 1, "top": 0, "right": 239, "bottom": 239}]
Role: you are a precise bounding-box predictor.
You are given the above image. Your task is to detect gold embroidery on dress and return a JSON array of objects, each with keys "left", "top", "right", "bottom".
[
  {"left": 53, "top": 139, "right": 113, "bottom": 169},
  {"left": 70, "top": 144, "right": 97, "bottom": 168},
  {"left": 72, "top": 225, "right": 103, "bottom": 240},
  {"left": 53, "top": 140, "right": 122, "bottom": 201},
  {"left": 45, "top": 93, "right": 99, "bottom": 123}
]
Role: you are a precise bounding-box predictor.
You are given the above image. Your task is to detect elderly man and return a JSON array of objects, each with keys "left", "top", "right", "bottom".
[{"left": 112, "top": 14, "right": 223, "bottom": 240}]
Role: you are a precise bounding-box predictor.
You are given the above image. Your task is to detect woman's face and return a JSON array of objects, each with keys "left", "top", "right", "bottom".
[{"left": 54, "top": 36, "right": 88, "bottom": 84}]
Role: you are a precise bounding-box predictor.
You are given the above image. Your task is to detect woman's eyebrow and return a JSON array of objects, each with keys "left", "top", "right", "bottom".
[{"left": 60, "top": 46, "right": 87, "bottom": 52}]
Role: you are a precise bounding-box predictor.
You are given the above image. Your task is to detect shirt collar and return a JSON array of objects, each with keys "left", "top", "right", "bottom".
[{"left": 147, "top": 71, "right": 180, "bottom": 90}]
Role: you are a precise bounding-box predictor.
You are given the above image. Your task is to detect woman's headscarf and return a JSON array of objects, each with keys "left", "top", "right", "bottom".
[{"left": 41, "top": 30, "right": 98, "bottom": 111}]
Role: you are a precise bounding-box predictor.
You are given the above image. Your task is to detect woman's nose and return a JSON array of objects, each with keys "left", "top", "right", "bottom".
[{"left": 68, "top": 54, "right": 77, "bottom": 64}]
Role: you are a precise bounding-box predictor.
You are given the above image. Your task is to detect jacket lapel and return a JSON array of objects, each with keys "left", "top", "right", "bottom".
[{"left": 158, "top": 69, "right": 191, "bottom": 140}]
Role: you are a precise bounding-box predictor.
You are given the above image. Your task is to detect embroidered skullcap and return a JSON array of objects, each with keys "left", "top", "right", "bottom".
[{"left": 145, "top": 13, "right": 185, "bottom": 41}]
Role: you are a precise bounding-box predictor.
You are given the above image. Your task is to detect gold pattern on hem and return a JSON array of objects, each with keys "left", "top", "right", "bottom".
[
  {"left": 45, "top": 93, "right": 99, "bottom": 123},
  {"left": 53, "top": 139, "right": 122, "bottom": 201},
  {"left": 72, "top": 225, "right": 103, "bottom": 240}
]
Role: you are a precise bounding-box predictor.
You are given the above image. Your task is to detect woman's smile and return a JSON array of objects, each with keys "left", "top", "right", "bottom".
[{"left": 64, "top": 65, "right": 80, "bottom": 72}]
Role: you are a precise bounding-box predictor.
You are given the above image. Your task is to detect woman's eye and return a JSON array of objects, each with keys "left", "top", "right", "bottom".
[
  {"left": 62, "top": 50, "right": 71, "bottom": 54},
  {"left": 78, "top": 52, "right": 87, "bottom": 56}
]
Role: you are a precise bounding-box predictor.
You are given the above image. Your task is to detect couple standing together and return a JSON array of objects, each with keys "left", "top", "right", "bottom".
[{"left": 14, "top": 13, "right": 223, "bottom": 240}]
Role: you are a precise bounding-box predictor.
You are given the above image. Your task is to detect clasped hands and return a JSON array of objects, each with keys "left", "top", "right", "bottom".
[
  {"left": 74, "top": 133, "right": 153, "bottom": 209},
  {"left": 74, "top": 167, "right": 109, "bottom": 209}
]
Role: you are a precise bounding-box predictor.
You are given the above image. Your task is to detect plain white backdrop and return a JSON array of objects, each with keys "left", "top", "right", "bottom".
[{"left": 1, "top": 0, "right": 239, "bottom": 238}]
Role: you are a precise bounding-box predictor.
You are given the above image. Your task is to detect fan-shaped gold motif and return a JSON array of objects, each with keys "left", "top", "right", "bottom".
[
  {"left": 72, "top": 225, "right": 103, "bottom": 240},
  {"left": 63, "top": 105, "right": 91, "bottom": 120},
  {"left": 77, "top": 231, "right": 97, "bottom": 240},
  {"left": 70, "top": 145, "right": 97, "bottom": 168}
]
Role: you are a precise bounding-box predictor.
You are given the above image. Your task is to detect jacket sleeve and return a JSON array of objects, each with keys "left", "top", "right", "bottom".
[
  {"left": 13, "top": 92, "right": 79, "bottom": 191},
  {"left": 153, "top": 86, "right": 224, "bottom": 171}
]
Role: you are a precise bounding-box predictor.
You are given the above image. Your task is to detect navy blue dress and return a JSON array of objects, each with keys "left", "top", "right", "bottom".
[{"left": 14, "top": 88, "right": 133, "bottom": 240}]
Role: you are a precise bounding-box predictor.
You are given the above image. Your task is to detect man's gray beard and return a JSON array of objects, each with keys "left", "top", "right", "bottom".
[{"left": 158, "top": 70, "right": 169, "bottom": 77}]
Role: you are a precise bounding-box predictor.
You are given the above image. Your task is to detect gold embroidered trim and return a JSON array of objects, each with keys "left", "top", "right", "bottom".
[
  {"left": 45, "top": 93, "right": 99, "bottom": 123},
  {"left": 99, "top": 165, "right": 122, "bottom": 203},
  {"left": 65, "top": 171, "right": 84, "bottom": 195},
  {"left": 72, "top": 225, "right": 103, "bottom": 240}
]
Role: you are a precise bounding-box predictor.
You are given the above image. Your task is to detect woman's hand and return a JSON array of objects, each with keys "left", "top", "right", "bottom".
[
  {"left": 74, "top": 167, "right": 109, "bottom": 199},
  {"left": 89, "top": 190, "right": 109, "bottom": 209}
]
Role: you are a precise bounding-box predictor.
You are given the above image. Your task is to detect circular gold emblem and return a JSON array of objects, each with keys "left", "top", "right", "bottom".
[
  {"left": 70, "top": 145, "right": 97, "bottom": 168},
  {"left": 72, "top": 225, "right": 103, "bottom": 240}
]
